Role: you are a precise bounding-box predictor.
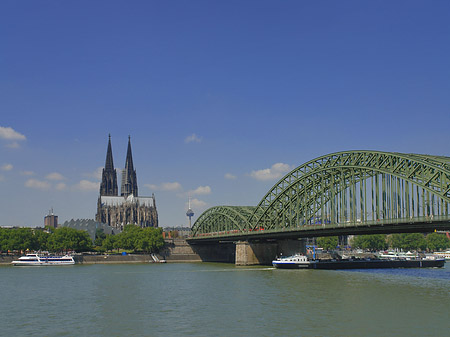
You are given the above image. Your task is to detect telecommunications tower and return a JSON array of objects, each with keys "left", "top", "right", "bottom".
[{"left": 186, "top": 197, "right": 194, "bottom": 227}]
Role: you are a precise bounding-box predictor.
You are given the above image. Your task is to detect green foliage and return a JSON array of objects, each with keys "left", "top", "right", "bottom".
[
  {"left": 94, "top": 228, "right": 106, "bottom": 247},
  {"left": 101, "top": 235, "right": 116, "bottom": 252},
  {"left": 389, "top": 233, "right": 427, "bottom": 251},
  {"left": 99, "top": 225, "right": 164, "bottom": 253},
  {"left": 0, "top": 225, "right": 162, "bottom": 254},
  {"left": 34, "top": 230, "right": 50, "bottom": 251},
  {"left": 426, "top": 233, "right": 450, "bottom": 252},
  {"left": 351, "top": 235, "right": 388, "bottom": 251},
  {"left": 0, "top": 228, "right": 49, "bottom": 252},
  {"left": 316, "top": 236, "right": 338, "bottom": 250},
  {"left": 0, "top": 228, "right": 12, "bottom": 251},
  {"left": 0, "top": 228, "right": 39, "bottom": 252},
  {"left": 47, "top": 227, "right": 93, "bottom": 252}
]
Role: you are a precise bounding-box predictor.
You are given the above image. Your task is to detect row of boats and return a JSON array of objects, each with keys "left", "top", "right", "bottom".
[{"left": 272, "top": 250, "right": 449, "bottom": 269}]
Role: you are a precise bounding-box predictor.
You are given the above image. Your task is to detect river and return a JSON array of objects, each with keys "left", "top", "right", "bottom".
[{"left": 1, "top": 262, "right": 449, "bottom": 336}]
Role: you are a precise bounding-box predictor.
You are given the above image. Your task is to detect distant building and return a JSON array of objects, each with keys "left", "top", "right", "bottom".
[
  {"left": 44, "top": 209, "right": 58, "bottom": 228},
  {"left": 95, "top": 135, "right": 159, "bottom": 230},
  {"left": 61, "top": 219, "right": 118, "bottom": 242},
  {"left": 164, "top": 226, "right": 192, "bottom": 238}
]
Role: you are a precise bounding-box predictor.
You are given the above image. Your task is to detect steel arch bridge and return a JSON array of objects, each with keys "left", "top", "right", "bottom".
[{"left": 190, "top": 151, "right": 450, "bottom": 241}]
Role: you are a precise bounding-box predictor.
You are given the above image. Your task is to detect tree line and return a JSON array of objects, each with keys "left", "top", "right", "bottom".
[
  {"left": 95, "top": 225, "right": 165, "bottom": 253},
  {"left": 316, "top": 233, "right": 450, "bottom": 252},
  {"left": 0, "top": 224, "right": 165, "bottom": 254},
  {"left": 0, "top": 227, "right": 92, "bottom": 253}
]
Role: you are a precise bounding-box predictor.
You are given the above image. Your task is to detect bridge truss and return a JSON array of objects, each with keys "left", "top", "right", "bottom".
[{"left": 190, "top": 151, "right": 450, "bottom": 239}]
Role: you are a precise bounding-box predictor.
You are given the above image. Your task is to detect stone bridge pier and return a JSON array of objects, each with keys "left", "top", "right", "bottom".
[
  {"left": 188, "top": 239, "right": 306, "bottom": 266},
  {"left": 235, "top": 239, "right": 306, "bottom": 266}
]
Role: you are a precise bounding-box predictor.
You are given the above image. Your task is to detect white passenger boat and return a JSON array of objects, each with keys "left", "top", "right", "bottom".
[
  {"left": 434, "top": 250, "right": 450, "bottom": 260},
  {"left": 11, "top": 253, "right": 75, "bottom": 266}
]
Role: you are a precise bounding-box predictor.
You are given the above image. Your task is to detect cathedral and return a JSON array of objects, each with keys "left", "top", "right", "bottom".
[{"left": 95, "top": 135, "right": 158, "bottom": 230}]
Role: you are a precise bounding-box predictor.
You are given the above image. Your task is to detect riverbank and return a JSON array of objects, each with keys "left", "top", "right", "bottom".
[
  {"left": 0, "top": 253, "right": 201, "bottom": 265},
  {"left": 0, "top": 239, "right": 202, "bottom": 265}
]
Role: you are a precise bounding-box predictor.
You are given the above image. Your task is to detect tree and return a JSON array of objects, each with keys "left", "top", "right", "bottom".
[
  {"left": 34, "top": 230, "right": 50, "bottom": 251},
  {"left": 94, "top": 228, "right": 106, "bottom": 247},
  {"left": 105, "top": 225, "right": 165, "bottom": 253},
  {"left": 389, "top": 233, "right": 427, "bottom": 251},
  {"left": 117, "top": 224, "right": 141, "bottom": 250},
  {"left": 137, "top": 227, "right": 164, "bottom": 253},
  {"left": 351, "top": 234, "right": 387, "bottom": 251},
  {"left": 0, "top": 228, "right": 11, "bottom": 252},
  {"left": 47, "top": 227, "right": 92, "bottom": 252},
  {"left": 426, "top": 233, "right": 450, "bottom": 252},
  {"left": 102, "top": 235, "right": 116, "bottom": 252},
  {"left": 6, "top": 228, "right": 37, "bottom": 252},
  {"left": 316, "top": 236, "right": 338, "bottom": 251}
]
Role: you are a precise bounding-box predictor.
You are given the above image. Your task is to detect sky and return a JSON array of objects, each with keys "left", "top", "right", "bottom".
[{"left": 1, "top": 1, "right": 450, "bottom": 228}]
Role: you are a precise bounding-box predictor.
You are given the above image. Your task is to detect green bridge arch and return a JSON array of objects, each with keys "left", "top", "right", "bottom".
[{"left": 191, "top": 151, "right": 450, "bottom": 238}]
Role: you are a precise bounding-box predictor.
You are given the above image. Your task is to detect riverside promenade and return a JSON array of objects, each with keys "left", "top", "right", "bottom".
[{"left": 0, "top": 239, "right": 202, "bottom": 265}]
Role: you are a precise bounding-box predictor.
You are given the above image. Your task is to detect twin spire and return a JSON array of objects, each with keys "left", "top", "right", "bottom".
[{"left": 100, "top": 135, "right": 138, "bottom": 198}]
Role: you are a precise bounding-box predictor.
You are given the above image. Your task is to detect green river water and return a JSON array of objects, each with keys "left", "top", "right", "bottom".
[{"left": 1, "top": 262, "right": 449, "bottom": 336}]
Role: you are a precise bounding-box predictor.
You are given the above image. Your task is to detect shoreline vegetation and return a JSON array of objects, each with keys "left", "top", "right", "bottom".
[{"left": 0, "top": 224, "right": 165, "bottom": 255}]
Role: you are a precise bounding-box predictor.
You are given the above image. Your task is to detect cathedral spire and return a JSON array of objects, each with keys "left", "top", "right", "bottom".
[
  {"left": 105, "top": 134, "right": 114, "bottom": 171},
  {"left": 100, "top": 134, "right": 118, "bottom": 196},
  {"left": 121, "top": 136, "right": 138, "bottom": 198}
]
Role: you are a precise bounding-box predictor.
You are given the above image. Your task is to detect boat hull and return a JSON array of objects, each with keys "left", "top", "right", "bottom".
[
  {"left": 273, "top": 258, "right": 445, "bottom": 270},
  {"left": 272, "top": 262, "right": 311, "bottom": 269},
  {"left": 12, "top": 261, "right": 75, "bottom": 266}
]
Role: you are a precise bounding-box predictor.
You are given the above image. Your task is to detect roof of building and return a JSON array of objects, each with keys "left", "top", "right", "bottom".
[{"left": 100, "top": 194, "right": 154, "bottom": 207}]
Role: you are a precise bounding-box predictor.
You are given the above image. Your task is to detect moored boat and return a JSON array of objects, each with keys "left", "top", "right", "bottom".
[
  {"left": 272, "top": 254, "right": 445, "bottom": 270},
  {"left": 433, "top": 250, "right": 450, "bottom": 260},
  {"left": 11, "top": 253, "right": 75, "bottom": 266},
  {"left": 272, "top": 254, "right": 311, "bottom": 269}
]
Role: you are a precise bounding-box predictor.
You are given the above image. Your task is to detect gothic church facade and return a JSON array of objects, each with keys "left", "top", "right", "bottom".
[{"left": 95, "top": 136, "right": 158, "bottom": 230}]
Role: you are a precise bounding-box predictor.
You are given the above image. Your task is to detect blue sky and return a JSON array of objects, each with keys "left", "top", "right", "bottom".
[{"left": 1, "top": 1, "right": 450, "bottom": 228}]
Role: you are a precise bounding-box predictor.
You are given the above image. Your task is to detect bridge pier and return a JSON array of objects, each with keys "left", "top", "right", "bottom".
[
  {"left": 235, "top": 239, "right": 306, "bottom": 266},
  {"left": 235, "top": 241, "right": 277, "bottom": 265}
]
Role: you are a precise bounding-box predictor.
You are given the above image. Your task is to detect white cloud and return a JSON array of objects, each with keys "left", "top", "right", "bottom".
[
  {"left": 145, "top": 182, "right": 183, "bottom": 192},
  {"left": 1, "top": 163, "right": 13, "bottom": 171},
  {"left": 189, "top": 198, "right": 207, "bottom": 209},
  {"left": 250, "top": 163, "right": 292, "bottom": 181},
  {"left": 225, "top": 173, "right": 236, "bottom": 180},
  {"left": 84, "top": 167, "right": 103, "bottom": 180},
  {"left": 0, "top": 126, "right": 26, "bottom": 140},
  {"left": 25, "top": 179, "right": 51, "bottom": 190},
  {"left": 75, "top": 180, "right": 99, "bottom": 191},
  {"left": 190, "top": 185, "right": 211, "bottom": 195},
  {"left": 185, "top": 133, "right": 202, "bottom": 144},
  {"left": 160, "top": 182, "right": 182, "bottom": 191},
  {"left": 46, "top": 172, "right": 65, "bottom": 181},
  {"left": 55, "top": 183, "right": 67, "bottom": 190}
]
